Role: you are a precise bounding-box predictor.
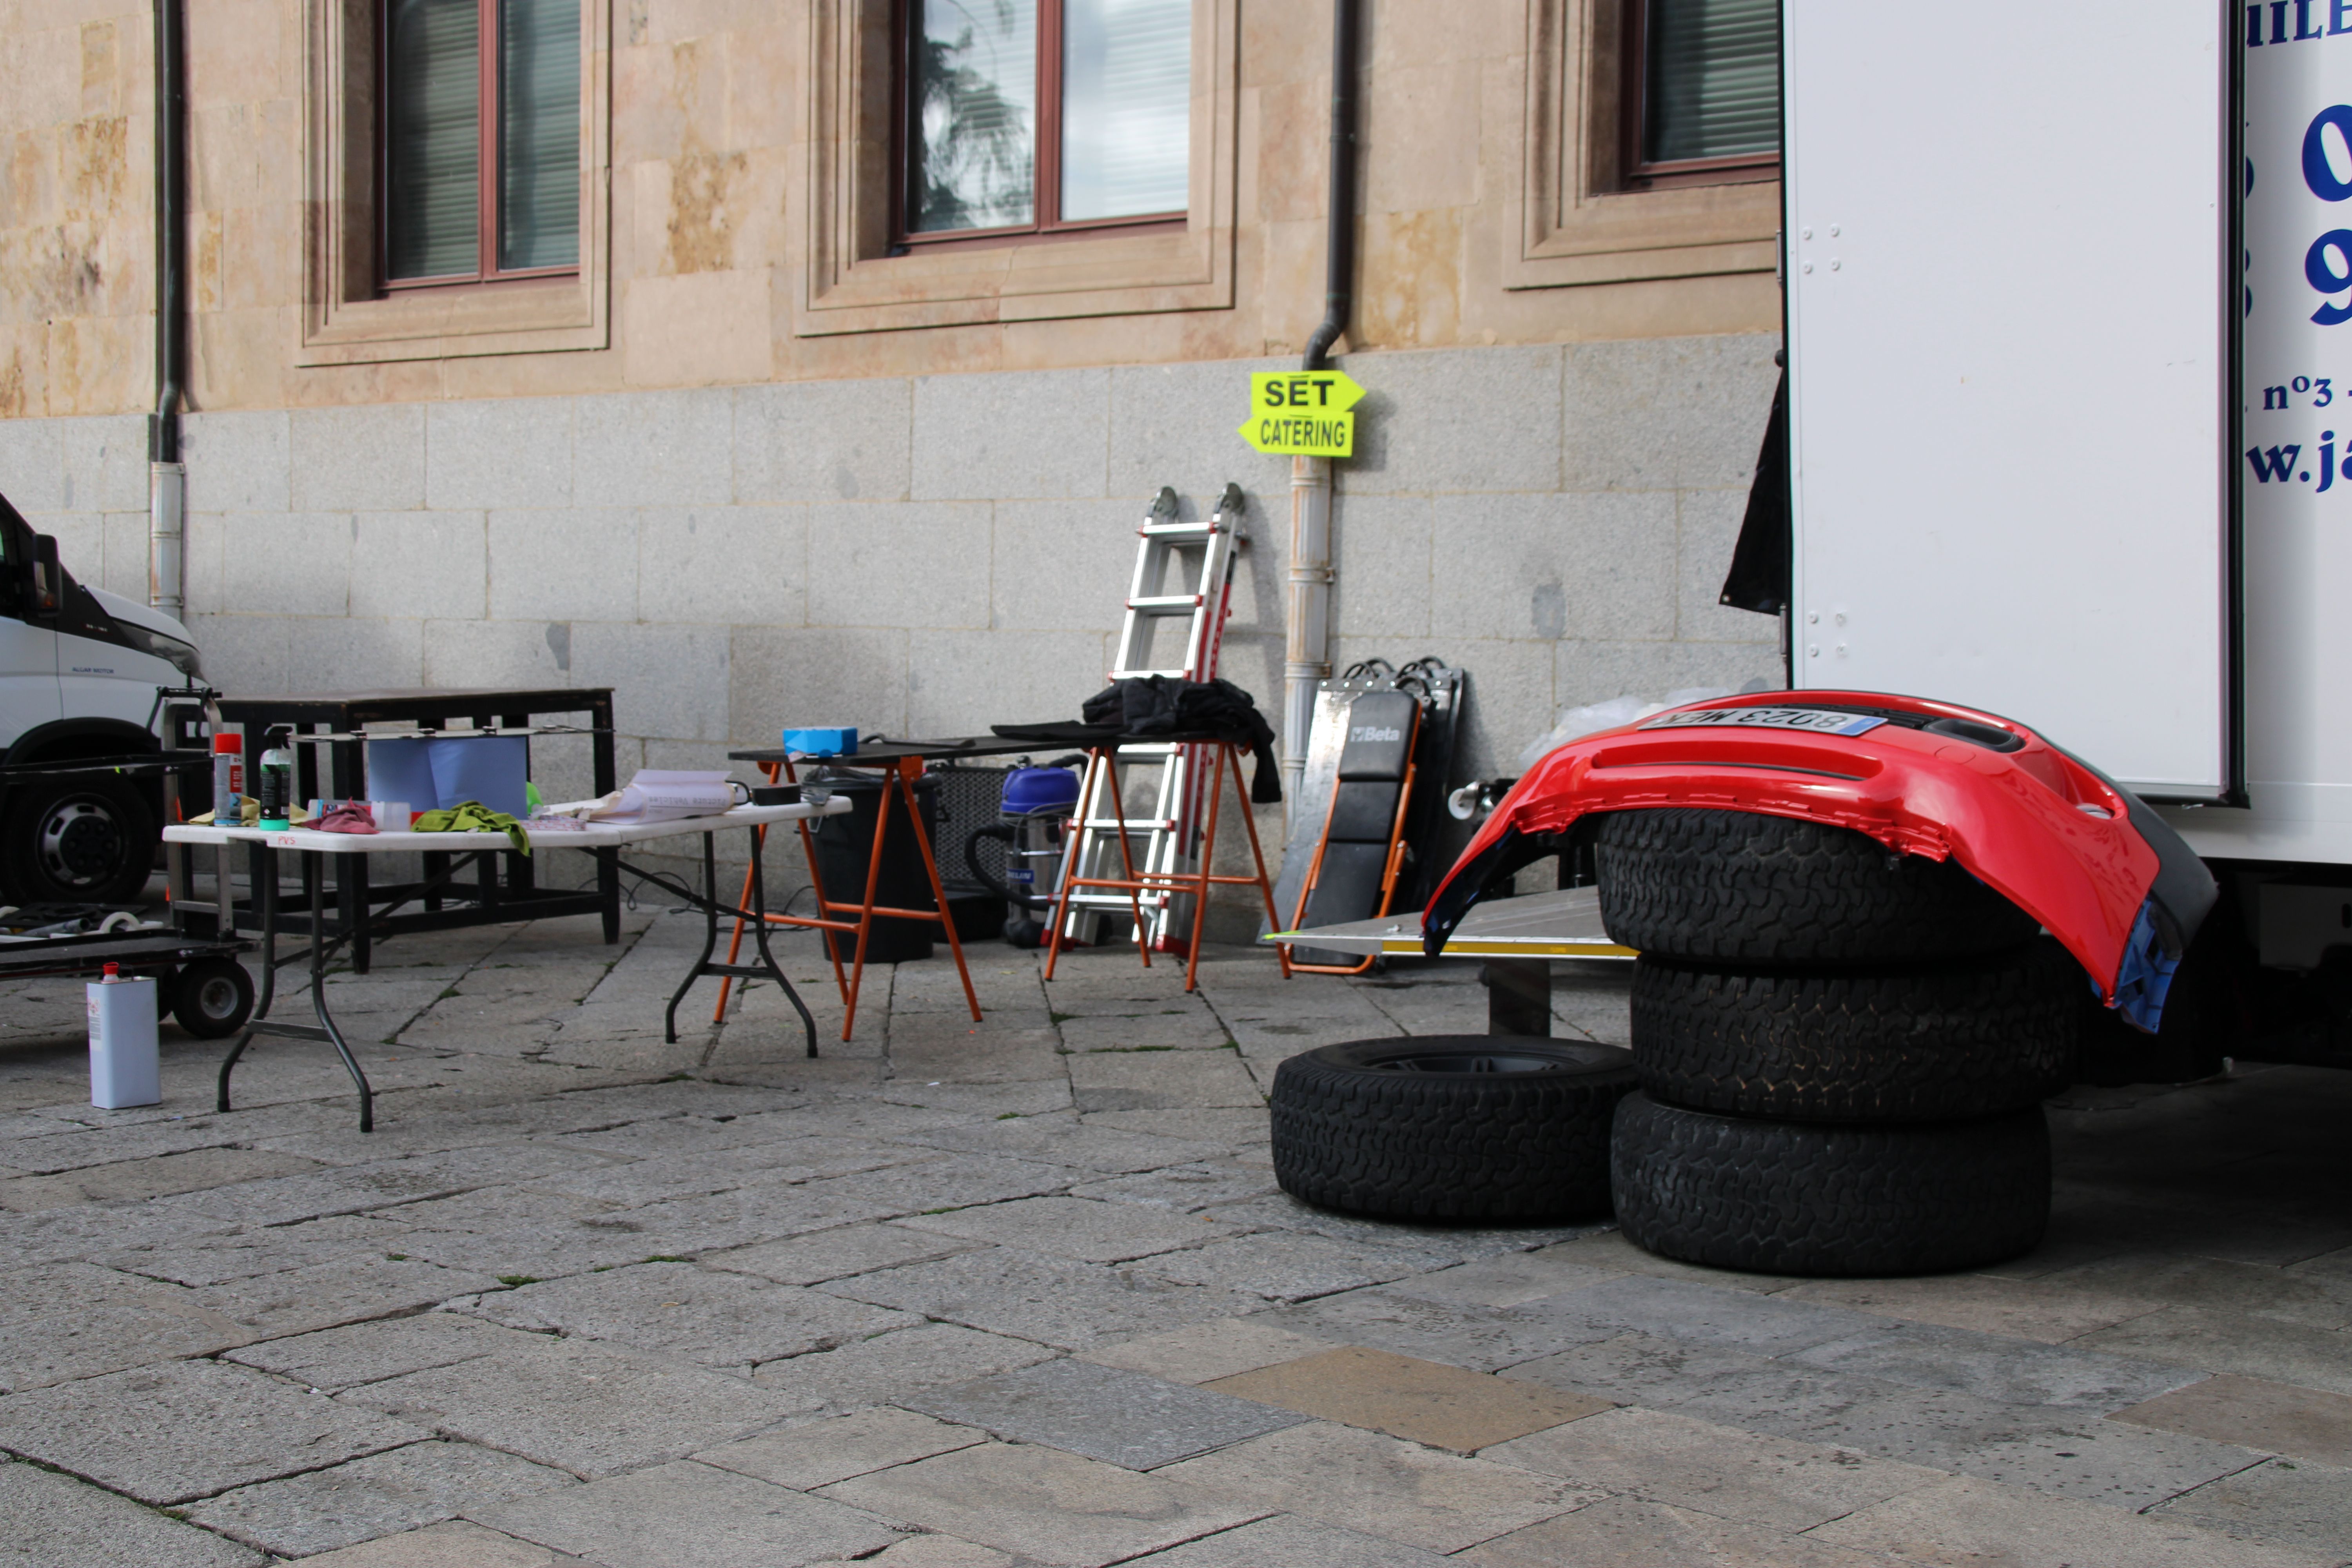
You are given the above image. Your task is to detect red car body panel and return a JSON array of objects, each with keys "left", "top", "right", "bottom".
[{"left": 1423, "top": 691, "right": 2189, "bottom": 1006}]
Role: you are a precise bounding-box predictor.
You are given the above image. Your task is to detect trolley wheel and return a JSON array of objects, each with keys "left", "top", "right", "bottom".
[{"left": 172, "top": 957, "right": 254, "bottom": 1040}]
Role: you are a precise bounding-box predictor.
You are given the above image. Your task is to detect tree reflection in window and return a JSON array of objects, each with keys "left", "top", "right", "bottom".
[{"left": 910, "top": 0, "right": 1037, "bottom": 232}]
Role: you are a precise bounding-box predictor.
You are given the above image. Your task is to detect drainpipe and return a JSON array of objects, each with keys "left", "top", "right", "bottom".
[
  {"left": 1284, "top": 0, "right": 1358, "bottom": 806},
  {"left": 148, "top": 0, "right": 187, "bottom": 622}
]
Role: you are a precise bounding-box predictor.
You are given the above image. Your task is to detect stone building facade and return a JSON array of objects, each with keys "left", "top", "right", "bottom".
[{"left": 0, "top": 0, "right": 1785, "bottom": 885}]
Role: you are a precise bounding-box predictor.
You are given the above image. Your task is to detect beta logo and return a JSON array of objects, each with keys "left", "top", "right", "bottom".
[{"left": 1350, "top": 726, "right": 1402, "bottom": 743}]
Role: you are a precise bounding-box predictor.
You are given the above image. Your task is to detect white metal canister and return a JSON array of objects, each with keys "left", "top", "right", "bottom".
[{"left": 87, "top": 964, "right": 161, "bottom": 1109}]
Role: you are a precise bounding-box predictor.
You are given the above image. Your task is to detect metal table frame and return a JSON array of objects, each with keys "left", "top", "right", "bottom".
[
  {"left": 164, "top": 798, "right": 848, "bottom": 1131},
  {"left": 196, "top": 689, "right": 621, "bottom": 974}
]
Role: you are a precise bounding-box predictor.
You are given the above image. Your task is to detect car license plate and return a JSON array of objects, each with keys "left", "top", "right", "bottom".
[{"left": 1637, "top": 707, "right": 1887, "bottom": 737}]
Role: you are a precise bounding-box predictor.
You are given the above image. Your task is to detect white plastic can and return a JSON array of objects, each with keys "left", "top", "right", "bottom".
[{"left": 87, "top": 965, "right": 162, "bottom": 1109}]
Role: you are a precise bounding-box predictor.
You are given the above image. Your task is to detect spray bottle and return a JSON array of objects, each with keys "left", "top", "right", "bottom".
[
  {"left": 256, "top": 727, "right": 295, "bottom": 830},
  {"left": 211, "top": 731, "right": 243, "bottom": 824}
]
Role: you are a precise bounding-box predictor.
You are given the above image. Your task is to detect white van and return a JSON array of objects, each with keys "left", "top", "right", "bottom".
[{"left": 1, "top": 496, "right": 204, "bottom": 904}]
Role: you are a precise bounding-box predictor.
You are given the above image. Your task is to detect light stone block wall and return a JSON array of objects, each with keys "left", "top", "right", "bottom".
[{"left": 5, "top": 334, "right": 1784, "bottom": 921}]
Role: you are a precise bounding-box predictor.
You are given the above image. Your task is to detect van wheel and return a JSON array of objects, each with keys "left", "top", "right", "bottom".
[
  {"left": 2, "top": 775, "right": 158, "bottom": 905},
  {"left": 172, "top": 958, "right": 255, "bottom": 1039}
]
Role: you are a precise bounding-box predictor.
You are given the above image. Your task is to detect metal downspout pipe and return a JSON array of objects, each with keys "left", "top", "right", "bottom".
[
  {"left": 149, "top": 0, "right": 187, "bottom": 621},
  {"left": 1284, "top": 0, "right": 1358, "bottom": 809}
]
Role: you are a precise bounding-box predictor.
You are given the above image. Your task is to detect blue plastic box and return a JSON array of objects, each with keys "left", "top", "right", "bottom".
[{"left": 784, "top": 726, "right": 858, "bottom": 757}]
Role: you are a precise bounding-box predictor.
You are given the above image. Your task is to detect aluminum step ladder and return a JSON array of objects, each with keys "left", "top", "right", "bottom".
[{"left": 1058, "top": 483, "right": 1247, "bottom": 951}]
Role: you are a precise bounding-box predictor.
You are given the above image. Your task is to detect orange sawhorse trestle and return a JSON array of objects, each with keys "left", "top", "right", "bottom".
[
  {"left": 1042, "top": 740, "right": 1292, "bottom": 993},
  {"left": 712, "top": 755, "right": 982, "bottom": 1040}
]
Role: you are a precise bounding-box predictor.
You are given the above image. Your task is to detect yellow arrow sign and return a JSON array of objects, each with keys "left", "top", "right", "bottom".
[{"left": 1237, "top": 370, "right": 1367, "bottom": 457}]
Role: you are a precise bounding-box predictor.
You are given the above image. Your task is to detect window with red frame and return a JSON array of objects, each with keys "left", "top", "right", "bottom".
[
  {"left": 383, "top": 0, "right": 581, "bottom": 286},
  {"left": 897, "top": 0, "right": 1192, "bottom": 246},
  {"left": 1624, "top": 0, "right": 1779, "bottom": 187}
]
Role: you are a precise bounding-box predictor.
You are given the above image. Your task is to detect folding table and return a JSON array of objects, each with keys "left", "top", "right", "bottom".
[
  {"left": 162, "top": 797, "right": 850, "bottom": 1132},
  {"left": 723, "top": 738, "right": 1050, "bottom": 1040}
]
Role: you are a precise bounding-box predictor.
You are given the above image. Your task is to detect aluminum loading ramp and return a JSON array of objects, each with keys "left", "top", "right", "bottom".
[{"left": 1263, "top": 886, "right": 1634, "bottom": 961}]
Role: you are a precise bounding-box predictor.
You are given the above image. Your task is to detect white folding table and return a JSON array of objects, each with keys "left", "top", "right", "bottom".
[{"left": 163, "top": 797, "right": 851, "bottom": 1131}]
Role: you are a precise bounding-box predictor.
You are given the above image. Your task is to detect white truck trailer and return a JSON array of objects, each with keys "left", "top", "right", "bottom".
[{"left": 1782, "top": 0, "right": 2352, "bottom": 1074}]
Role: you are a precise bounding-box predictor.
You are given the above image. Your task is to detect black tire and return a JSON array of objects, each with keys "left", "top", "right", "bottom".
[
  {"left": 171, "top": 957, "right": 255, "bottom": 1040},
  {"left": 1270, "top": 1035, "right": 1637, "bottom": 1221},
  {"left": 1611, "top": 1093, "right": 2050, "bottom": 1276},
  {"left": 1, "top": 774, "right": 158, "bottom": 906},
  {"left": 1630, "top": 942, "right": 2080, "bottom": 1122},
  {"left": 1593, "top": 809, "right": 2038, "bottom": 966}
]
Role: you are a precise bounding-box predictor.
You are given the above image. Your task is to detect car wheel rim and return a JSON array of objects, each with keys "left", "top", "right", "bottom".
[
  {"left": 37, "top": 800, "right": 124, "bottom": 889},
  {"left": 194, "top": 975, "right": 240, "bottom": 1020}
]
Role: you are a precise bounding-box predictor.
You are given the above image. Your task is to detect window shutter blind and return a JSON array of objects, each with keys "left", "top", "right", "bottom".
[
  {"left": 499, "top": 0, "right": 581, "bottom": 270},
  {"left": 1060, "top": 0, "right": 1191, "bottom": 221},
  {"left": 385, "top": 0, "right": 481, "bottom": 279},
  {"left": 1643, "top": 0, "right": 1779, "bottom": 165}
]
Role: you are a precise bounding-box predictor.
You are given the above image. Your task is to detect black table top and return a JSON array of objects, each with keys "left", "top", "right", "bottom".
[{"left": 220, "top": 688, "right": 615, "bottom": 724}]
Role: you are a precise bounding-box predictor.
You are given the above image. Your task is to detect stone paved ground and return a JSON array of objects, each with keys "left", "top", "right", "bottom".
[{"left": 2, "top": 909, "right": 2350, "bottom": 1566}]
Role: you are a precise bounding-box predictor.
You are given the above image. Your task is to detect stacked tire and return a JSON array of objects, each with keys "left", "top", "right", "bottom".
[{"left": 1596, "top": 809, "right": 2072, "bottom": 1276}]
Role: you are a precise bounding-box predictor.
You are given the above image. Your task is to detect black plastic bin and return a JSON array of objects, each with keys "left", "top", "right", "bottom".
[{"left": 808, "top": 773, "right": 940, "bottom": 964}]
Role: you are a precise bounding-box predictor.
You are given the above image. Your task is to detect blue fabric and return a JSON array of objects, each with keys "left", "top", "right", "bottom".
[{"left": 2109, "top": 897, "right": 2181, "bottom": 1034}]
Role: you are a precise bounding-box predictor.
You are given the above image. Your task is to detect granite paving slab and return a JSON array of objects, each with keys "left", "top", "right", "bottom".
[
  {"left": 818, "top": 1441, "right": 1267, "bottom": 1568},
  {"left": 0, "top": 1117, "right": 248, "bottom": 1174},
  {"left": 454, "top": 1261, "right": 922, "bottom": 1369},
  {"left": 2073, "top": 1306, "right": 2352, "bottom": 1397},
  {"left": 0, "top": 1459, "right": 265, "bottom": 1567},
  {"left": 0, "top": 1358, "right": 429, "bottom": 1505},
  {"left": 867, "top": 1080, "right": 1075, "bottom": 1116},
  {"left": 0, "top": 1260, "right": 251, "bottom": 1390},
  {"left": 183, "top": 1439, "right": 576, "bottom": 1557},
  {"left": 1454, "top": 1494, "right": 1897, "bottom": 1568},
  {"left": 696, "top": 1408, "right": 988, "bottom": 1491},
  {"left": 1156, "top": 1421, "right": 1594, "bottom": 1553},
  {"left": 1501, "top": 1331, "right": 1905, "bottom": 1431},
  {"left": 1775, "top": 1273, "right": 2165, "bottom": 1344},
  {"left": 2114, "top": 1374, "right": 2352, "bottom": 1467},
  {"left": 822, "top": 1246, "right": 1263, "bottom": 1351},
  {"left": 1383, "top": 1249, "right": 1627, "bottom": 1310},
  {"left": 801, "top": 1531, "right": 1018, "bottom": 1567},
  {"left": 1068, "top": 1163, "right": 1279, "bottom": 1213},
  {"left": 702, "top": 1222, "right": 982, "bottom": 1284},
  {"left": 1273, "top": 1287, "right": 1617, "bottom": 1373},
  {"left": 1140, "top": 1232, "right": 1450, "bottom": 1302},
  {"left": 337, "top": 1335, "right": 800, "bottom": 1478},
  {"left": 1808, "top": 1473, "right": 2337, "bottom": 1568},
  {"left": 1562, "top": 1274, "right": 1894, "bottom": 1356},
  {"left": 526, "top": 1136, "right": 924, "bottom": 1206},
  {"left": 470, "top": 1457, "right": 902, "bottom": 1567},
  {"left": 1121, "top": 1512, "right": 1455, "bottom": 1566},
  {"left": 1063, "top": 1050, "right": 1264, "bottom": 1112},
  {"left": 896, "top": 1114, "right": 1225, "bottom": 1174},
  {"left": 1196, "top": 1195, "right": 1594, "bottom": 1264},
  {"left": 0, "top": 1145, "right": 326, "bottom": 1210},
  {"left": 225, "top": 1312, "right": 539, "bottom": 1394},
  {"left": 1928, "top": 1408, "right": 2276, "bottom": 1512},
  {"left": 2052, "top": 1253, "right": 2352, "bottom": 1330},
  {"left": 287, "top": 1517, "right": 569, "bottom": 1566},
  {"left": 0, "top": 1200, "right": 238, "bottom": 1267},
  {"left": 895, "top": 1196, "right": 1237, "bottom": 1263},
  {"left": 751, "top": 1324, "right": 1062, "bottom": 1412},
  {"left": 1787, "top": 1319, "right": 2212, "bottom": 1410},
  {"left": 367, "top": 1185, "right": 615, "bottom": 1234},
  {"left": 1078, "top": 1318, "right": 1333, "bottom": 1385},
  {"left": 201, "top": 1256, "right": 500, "bottom": 1339},
  {"left": 172, "top": 1144, "right": 613, "bottom": 1227},
  {"left": 100, "top": 1214, "right": 410, "bottom": 1286},
  {"left": 1080, "top": 1109, "right": 1269, "bottom": 1146},
  {"left": 2153, "top": 1457, "right": 2352, "bottom": 1559},
  {"left": 795, "top": 1154, "right": 1082, "bottom": 1216},
  {"left": 1485, "top": 1405, "right": 1945, "bottom": 1530},
  {"left": 1204, "top": 1347, "right": 1609, "bottom": 1453},
  {"left": 906, "top": 1357, "right": 1308, "bottom": 1468}
]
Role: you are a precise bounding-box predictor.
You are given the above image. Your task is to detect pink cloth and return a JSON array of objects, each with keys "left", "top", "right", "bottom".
[{"left": 309, "top": 802, "right": 379, "bottom": 835}]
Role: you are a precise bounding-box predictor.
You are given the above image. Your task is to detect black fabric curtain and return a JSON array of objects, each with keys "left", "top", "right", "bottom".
[{"left": 1719, "top": 368, "right": 1789, "bottom": 616}]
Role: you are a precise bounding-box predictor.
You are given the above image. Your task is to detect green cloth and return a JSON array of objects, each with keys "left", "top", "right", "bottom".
[{"left": 411, "top": 799, "right": 530, "bottom": 855}]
